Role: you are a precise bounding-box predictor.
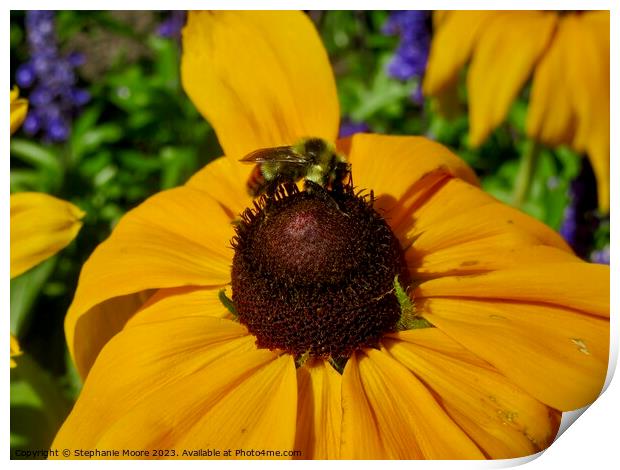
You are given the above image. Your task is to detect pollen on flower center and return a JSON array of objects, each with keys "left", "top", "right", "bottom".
[
  {"left": 253, "top": 195, "right": 361, "bottom": 285},
  {"left": 231, "top": 183, "right": 408, "bottom": 359}
]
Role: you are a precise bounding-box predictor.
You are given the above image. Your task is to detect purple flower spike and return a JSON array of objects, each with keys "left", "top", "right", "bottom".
[
  {"left": 339, "top": 119, "right": 370, "bottom": 138},
  {"left": 157, "top": 10, "right": 187, "bottom": 39},
  {"left": 15, "top": 10, "right": 89, "bottom": 142},
  {"left": 23, "top": 112, "right": 42, "bottom": 135},
  {"left": 559, "top": 159, "right": 600, "bottom": 259},
  {"left": 16, "top": 63, "right": 36, "bottom": 88},
  {"left": 383, "top": 11, "right": 431, "bottom": 105}
]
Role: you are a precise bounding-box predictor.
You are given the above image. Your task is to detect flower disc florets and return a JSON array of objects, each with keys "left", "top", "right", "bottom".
[{"left": 231, "top": 183, "right": 407, "bottom": 359}]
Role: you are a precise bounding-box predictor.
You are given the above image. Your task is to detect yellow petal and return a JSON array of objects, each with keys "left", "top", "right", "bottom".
[
  {"left": 341, "top": 349, "right": 484, "bottom": 459},
  {"left": 10, "top": 335, "right": 22, "bottom": 368},
  {"left": 53, "top": 291, "right": 275, "bottom": 454},
  {"left": 562, "top": 14, "right": 607, "bottom": 154},
  {"left": 172, "top": 354, "right": 297, "bottom": 459},
  {"left": 586, "top": 112, "right": 610, "bottom": 214},
  {"left": 409, "top": 238, "right": 578, "bottom": 281},
  {"left": 65, "top": 185, "right": 234, "bottom": 379},
  {"left": 340, "top": 352, "right": 388, "bottom": 458},
  {"left": 346, "top": 134, "right": 478, "bottom": 236},
  {"left": 406, "top": 180, "right": 574, "bottom": 279},
  {"left": 295, "top": 359, "right": 342, "bottom": 459},
  {"left": 527, "top": 12, "right": 609, "bottom": 213},
  {"left": 467, "top": 12, "right": 557, "bottom": 147},
  {"left": 419, "top": 297, "right": 609, "bottom": 411},
  {"left": 185, "top": 155, "right": 253, "bottom": 217},
  {"left": 423, "top": 11, "right": 496, "bottom": 96},
  {"left": 565, "top": 13, "right": 610, "bottom": 213},
  {"left": 406, "top": 178, "right": 570, "bottom": 255},
  {"left": 10, "top": 192, "right": 84, "bottom": 278},
  {"left": 526, "top": 16, "right": 576, "bottom": 149},
  {"left": 10, "top": 86, "right": 28, "bottom": 135},
  {"left": 69, "top": 291, "right": 154, "bottom": 381},
  {"left": 384, "top": 329, "right": 559, "bottom": 458},
  {"left": 416, "top": 262, "right": 609, "bottom": 318},
  {"left": 134, "top": 286, "right": 234, "bottom": 324},
  {"left": 181, "top": 11, "right": 339, "bottom": 159}
]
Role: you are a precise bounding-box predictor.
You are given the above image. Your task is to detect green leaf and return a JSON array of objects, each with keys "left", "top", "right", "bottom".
[
  {"left": 10, "top": 257, "right": 57, "bottom": 337},
  {"left": 218, "top": 288, "right": 237, "bottom": 318},
  {"left": 119, "top": 150, "right": 161, "bottom": 172},
  {"left": 60, "top": 349, "right": 83, "bottom": 401},
  {"left": 160, "top": 146, "right": 197, "bottom": 189},
  {"left": 394, "top": 276, "right": 432, "bottom": 330},
  {"left": 149, "top": 36, "right": 181, "bottom": 90},
  {"left": 10, "top": 354, "right": 72, "bottom": 455},
  {"left": 10, "top": 169, "right": 49, "bottom": 193},
  {"left": 10, "top": 139, "right": 63, "bottom": 185},
  {"left": 349, "top": 55, "right": 414, "bottom": 122},
  {"left": 70, "top": 123, "right": 123, "bottom": 159}
]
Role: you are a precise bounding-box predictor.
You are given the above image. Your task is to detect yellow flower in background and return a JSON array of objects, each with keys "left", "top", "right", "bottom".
[
  {"left": 10, "top": 88, "right": 85, "bottom": 366},
  {"left": 10, "top": 192, "right": 85, "bottom": 278},
  {"left": 10, "top": 335, "right": 22, "bottom": 368},
  {"left": 52, "top": 12, "right": 608, "bottom": 459},
  {"left": 9, "top": 88, "right": 85, "bottom": 279},
  {"left": 423, "top": 11, "right": 610, "bottom": 213},
  {"left": 10, "top": 86, "right": 28, "bottom": 134}
]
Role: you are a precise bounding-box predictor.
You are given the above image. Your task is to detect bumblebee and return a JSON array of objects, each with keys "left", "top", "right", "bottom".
[{"left": 240, "top": 137, "right": 350, "bottom": 197}]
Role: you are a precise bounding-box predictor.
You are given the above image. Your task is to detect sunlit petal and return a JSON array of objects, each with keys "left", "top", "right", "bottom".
[
  {"left": 65, "top": 186, "right": 234, "bottom": 378},
  {"left": 385, "top": 329, "right": 559, "bottom": 458},
  {"left": 342, "top": 349, "right": 484, "bottom": 459},
  {"left": 295, "top": 359, "right": 342, "bottom": 459},
  {"left": 181, "top": 11, "right": 339, "bottom": 159},
  {"left": 10, "top": 192, "right": 84, "bottom": 278},
  {"left": 467, "top": 11, "right": 557, "bottom": 146},
  {"left": 419, "top": 297, "right": 609, "bottom": 410}
]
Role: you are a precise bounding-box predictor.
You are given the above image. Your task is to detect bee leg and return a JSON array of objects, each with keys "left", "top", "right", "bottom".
[
  {"left": 304, "top": 180, "right": 349, "bottom": 217},
  {"left": 303, "top": 179, "right": 325, "bottom": 194},
  {"left": 331, "top": 162, "right": 352, "bottom": 194},
  {"left": 265, "top": 180, "right": 279, "bottom": 198}
]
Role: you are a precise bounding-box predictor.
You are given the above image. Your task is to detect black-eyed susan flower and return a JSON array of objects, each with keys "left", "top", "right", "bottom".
[
  {"left": 423, "top": 11, "right": 610, "bottom": 213},
  {"left": 52, "top": 11, "right": 609, "bottom": 459}
]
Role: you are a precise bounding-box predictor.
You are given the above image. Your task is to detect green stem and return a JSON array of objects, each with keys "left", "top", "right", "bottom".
[{"left": 512, "top": 141, "right": 542, "bottom": 208}]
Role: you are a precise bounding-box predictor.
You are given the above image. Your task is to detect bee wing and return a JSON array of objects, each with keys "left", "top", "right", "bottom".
[{"left": 239, "top": 146, "right": 310, "bottom": 165}]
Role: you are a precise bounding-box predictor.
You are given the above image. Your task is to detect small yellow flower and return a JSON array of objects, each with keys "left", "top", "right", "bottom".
[
  {"left": 9, "top": 88, "right": 85, "bottom": 367},
  {"left": 10, "top": 335, "right": 22, "bottom": 368},
  {"left": 424, "top": 11, "right": 610, "bottom": 213},
  {"left": 10, "top": 192, "right": 85, "bottom": 278},
  {"left": 10, "top": 86, "right": 28, "bottom": 135},
  {"left": 52, "top": 12, "right": 608, "bottom": 459}
]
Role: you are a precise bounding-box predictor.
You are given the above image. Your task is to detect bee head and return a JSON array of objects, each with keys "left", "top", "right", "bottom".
[{"left": 301, "top": 137, "right": 331, "bottom": 164}]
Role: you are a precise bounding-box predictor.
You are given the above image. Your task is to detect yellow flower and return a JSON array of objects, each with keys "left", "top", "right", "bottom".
[
  {"left": 52, "top": 12, "right": 608, "bottom": 459},
  {"left": 10, "top": 88, "right": 85, "bottom": 278},
  {"left": 423, "top": 11, "right": 610, "bottom": 213},
  {"left": 10, "top": 335, "right": 22, "bottom": 368},
  {"left": 10, "top": 86, "right": 28, "bottom": 135},
  {"left": 10, "top": 89, "right": 85, "bottom": 367},
  {"left": 10, "top": 192, "right": 86, "bottom": 278}
]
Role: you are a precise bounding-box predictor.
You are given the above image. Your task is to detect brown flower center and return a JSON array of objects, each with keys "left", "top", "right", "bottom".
[{"left": 231, "top": 183, "right": 407, "bottom": 359}]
